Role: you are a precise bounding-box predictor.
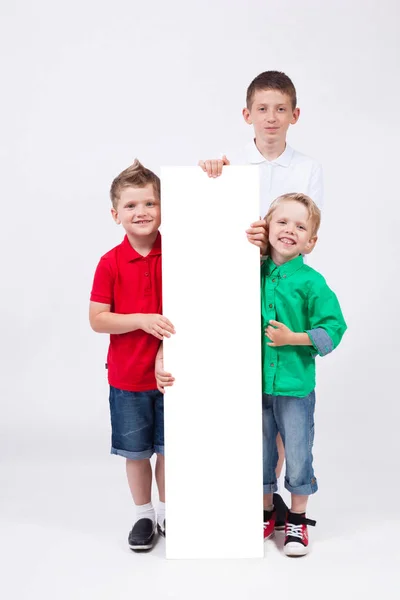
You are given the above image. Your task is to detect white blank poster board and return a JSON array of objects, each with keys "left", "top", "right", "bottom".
[{"left": 161, "top": 166, "right": 263, "bottom": 559}]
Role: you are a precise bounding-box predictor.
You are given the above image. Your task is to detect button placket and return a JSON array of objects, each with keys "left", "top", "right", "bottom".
[
  {"left": 265, "top": 274, "right": 278, "bottom": 392},
  {"left": 143, "top": 257, "right": 151, "bottom": 296}
]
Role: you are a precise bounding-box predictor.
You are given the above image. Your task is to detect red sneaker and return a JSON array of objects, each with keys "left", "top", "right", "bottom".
[
  {"left": 263, "top": 509, "right": 276, "bottom": 540},
  {"left": 284, "top": 511, "right": 316, "bottom": 556}
]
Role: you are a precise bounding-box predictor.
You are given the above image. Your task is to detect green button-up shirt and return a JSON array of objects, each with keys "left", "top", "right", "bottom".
[{"left": 261, "top": 255, "right": 347, "bottom": 397}]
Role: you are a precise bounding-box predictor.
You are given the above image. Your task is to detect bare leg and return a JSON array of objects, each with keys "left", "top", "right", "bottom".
[
  {"left": 275, "top": 433, "right": 285, "bottom": 479},
  {"left": 263, "top": 493, "right": 273, "bottom": 510},
  {"left": 126, "top": 458, "right": 152, "bottom": 505},
  {"left": 155, "top": 453, "right": 165, "bottom": 502},
  {"left": 291, "top": 494, "right": 308, "bottom": 514}
]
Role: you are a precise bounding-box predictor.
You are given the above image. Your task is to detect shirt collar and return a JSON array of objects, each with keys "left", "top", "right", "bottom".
[
  {"left": 244, "top": 140, "right": 294, "bottom": 167},
  {"left": 121, "top": 231, "right": 162, "bottom": 262},
  {"left": 264, "top": 254, "right": 304, "bottom": 279}
]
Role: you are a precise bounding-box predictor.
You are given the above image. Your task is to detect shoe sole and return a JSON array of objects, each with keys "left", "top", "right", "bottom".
[
  {"left": 129, "top": 544, "right": 154, "bottom": 551},
  {"left": 283, "top": 542, "right": 309, "bottom": 557}
]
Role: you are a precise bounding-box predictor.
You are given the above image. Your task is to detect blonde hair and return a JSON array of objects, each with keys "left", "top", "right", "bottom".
[
  {"left": 263, "top": 193, "right": 321, "bottom": 255},
  {"left": 110, "top": 159, "right": 160, "bottom": 210}
]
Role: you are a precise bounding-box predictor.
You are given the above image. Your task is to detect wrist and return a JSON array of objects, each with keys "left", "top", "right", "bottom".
[
  {"left": 135, "top": 313, "right": 145, "bottom": 329},
  {"left": 289, "top": 332, "right": 313, "bottom": 346}
]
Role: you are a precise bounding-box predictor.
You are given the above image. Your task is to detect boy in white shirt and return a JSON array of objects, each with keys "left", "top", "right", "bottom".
[{"left": 198, "top": 70, "right": 323, "bottom": 538}]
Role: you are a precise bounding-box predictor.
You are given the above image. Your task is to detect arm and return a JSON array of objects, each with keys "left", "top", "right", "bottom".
[
  {"left": 305, "top": 278, "right": 347, "bottom": 356},
  {"left": 89, "top": 302, "right": 175, "bottom": 340},
  {"left": 265, "top": 278, "right": 346, "bottom": 352},
  {"left": 265, "top": 321, "right": 313, "bottom": 347},
  {"left": 89, "top": 256, "right": 175, "bottom": 339},
  {"left": 89, "top": 302, "right": 145, "bottom": 334}
]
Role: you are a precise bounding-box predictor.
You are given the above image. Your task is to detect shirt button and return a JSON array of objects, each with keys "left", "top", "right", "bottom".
[
  {"left": 144, "top": 272, "right": 149, "bottom": 277},
  {"left": 270, "top": 363, "right": 274, "bottom": 367},
  {"left": 272, "top": 278, "right": 276, "bottom": 282},
  {"left": 269, "top": 304, "right": 273, "bottom": 308}
]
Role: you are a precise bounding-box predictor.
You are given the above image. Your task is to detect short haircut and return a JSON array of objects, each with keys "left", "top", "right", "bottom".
[
  {"left": 246, "top": 71, "right": 297, "bottom": 110},
  {"left": 110, "top": 159, "right": 160, "bottom": 210},
  {"left": 265, "top": 193, "right": 321, "bottom": 237}
]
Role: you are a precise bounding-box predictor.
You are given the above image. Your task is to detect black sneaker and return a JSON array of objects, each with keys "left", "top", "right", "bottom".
[
  {"left": 128, "top": 518, "right": 156, "bottom": 552},
  {"left": 284, "top": 511, "right": 316, "bottom": 556},
  {"left": 157, "top": 519, "right": 166, "bottom": 538},
  {"left": 273, "top": 493, "right": 288, "bottom": 530}
]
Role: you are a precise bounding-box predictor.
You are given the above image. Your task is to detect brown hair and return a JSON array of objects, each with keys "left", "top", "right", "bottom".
[
  {"left": 110, "top": 159, "right": 160, "bottom": 209},
  {"left": 246, "top": 71, "right": 297, "bottom": 110},
  {"left": 264, "top": 193, "right": 321, "bottom": 255}
]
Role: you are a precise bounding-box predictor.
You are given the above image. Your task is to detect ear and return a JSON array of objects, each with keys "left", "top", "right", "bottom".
[
  {"left": 111, "top": 207, "right": 121, "bottom": 225},
  {"left": 242, "top": 107, "right": 252, "bottom": 125},
  {"left": 304, "top": 235, "right": 318, "bottom": 254},
  {"left": 291, "top": 107, "right": 300, "bottom": 125}
]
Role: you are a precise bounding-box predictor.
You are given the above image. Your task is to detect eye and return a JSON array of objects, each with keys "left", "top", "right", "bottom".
[
  {"left": 297, "top": 225, "right": 306, "bottom": 230},
  {"left": 259, "top": 107, "right": 265, "bottom": 111},
  {"left": 277, "top": 220, "right": 286, "bottom": 224},
  {"left": 146, "top": 202, "right": 155, "bottom": 207},
  {"left": 127, "top": 203, "right": 135, "bottom": 209},
  {"left": 278, "top": 107, "right": 286, "bottom": 112}
]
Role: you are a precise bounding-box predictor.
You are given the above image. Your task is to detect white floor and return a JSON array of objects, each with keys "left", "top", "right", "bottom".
[{"left": 1, "top": 459, "right": 398, "bottom": 600}]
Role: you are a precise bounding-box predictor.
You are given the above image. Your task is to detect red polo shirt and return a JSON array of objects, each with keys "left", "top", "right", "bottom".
[{"left": 90, "top": 233, "right": 162, "bottom": 391}]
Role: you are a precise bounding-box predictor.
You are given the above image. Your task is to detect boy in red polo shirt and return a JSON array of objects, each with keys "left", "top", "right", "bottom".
[{"left": 89, "top": 160, "right": 175, "bottom": 552}]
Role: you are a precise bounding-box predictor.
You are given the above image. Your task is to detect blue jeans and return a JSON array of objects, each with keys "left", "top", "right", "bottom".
[
  {"left": 109, "top": 386, "right": 164, "bottom": 459},
  {"left": 262, "top": 391, "right": 318, "bottom": 496}
]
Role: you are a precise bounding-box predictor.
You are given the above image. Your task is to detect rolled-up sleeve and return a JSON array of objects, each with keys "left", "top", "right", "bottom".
[
  {"left": 306, "top": 277, "right": 347, "bottom": 357},
  {"left": 306, "top": 327, "right": 333, "bottom": 356}
]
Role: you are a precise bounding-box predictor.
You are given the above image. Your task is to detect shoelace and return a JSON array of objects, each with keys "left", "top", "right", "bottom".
[{"left": 285, "top": 523, "right": 303, "bottom": 539}]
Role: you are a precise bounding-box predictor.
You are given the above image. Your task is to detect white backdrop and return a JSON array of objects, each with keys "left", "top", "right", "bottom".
[{"left": 1, "top": 0, "right": 399, "bottom": 597}]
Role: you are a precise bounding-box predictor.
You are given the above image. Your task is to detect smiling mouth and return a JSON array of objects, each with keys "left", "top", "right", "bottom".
[
  {"left": 278, "top": 237, "right": 296, "bottom": 246},
  {"left": 133, "top": 220, "right": 152, "bottom": 224}
]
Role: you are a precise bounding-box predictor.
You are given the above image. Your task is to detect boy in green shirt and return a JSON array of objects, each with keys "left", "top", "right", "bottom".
[{"left": 261, "top": 192, "right": 346, "bottom": 556}]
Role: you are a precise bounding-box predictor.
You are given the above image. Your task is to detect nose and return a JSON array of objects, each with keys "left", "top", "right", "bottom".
[
  {"left": 284, "top": 222, "right": 294, "bottom": 234},
  {"left": 135, "top": 204, "right": 147, "bottom": 217},
  {"left": 267, "top": 111, "right": 277, "bottom": 123}
]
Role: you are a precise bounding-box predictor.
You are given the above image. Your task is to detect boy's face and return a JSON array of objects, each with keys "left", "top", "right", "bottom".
[
  {"left": 268, "top": 201, "right": 317, "bottom": 264},
  {"left": 243, "top": 89, "right": 299, "bottom": 145},
  {"left": 112, "top": 184, "right": 161, "bottom": 238}
]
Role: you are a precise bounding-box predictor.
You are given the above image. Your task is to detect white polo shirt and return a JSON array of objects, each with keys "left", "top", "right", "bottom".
[{"left": 229, "top": 140, "right": 323, "bottom": 218}]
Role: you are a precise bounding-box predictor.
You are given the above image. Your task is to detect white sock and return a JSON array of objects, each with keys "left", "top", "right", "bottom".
[
  {"left": 135, "top": 502, "right": 155, "bottom": 524},
  {"left": 157, "top": 501, "right": 166, "bottom": 525}
]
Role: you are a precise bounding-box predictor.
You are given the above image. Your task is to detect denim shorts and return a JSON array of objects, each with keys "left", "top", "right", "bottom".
[
  {"left": 262, "top": 391, "right": 318, "bottom": 496},
  {"left": 109, "top": 386, "right": 164, "bottom": 459}
]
